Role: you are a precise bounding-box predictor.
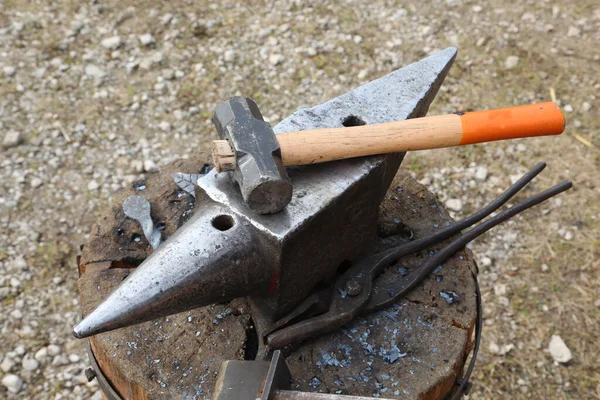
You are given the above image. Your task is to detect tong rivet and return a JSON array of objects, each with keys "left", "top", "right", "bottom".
[{"left": 345, "top": 279, "right": 362, "bottom": 296}]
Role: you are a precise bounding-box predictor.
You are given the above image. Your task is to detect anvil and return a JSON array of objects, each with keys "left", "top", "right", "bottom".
[{"left": 74, "top": 47, "right": 457, "bottom": 339}]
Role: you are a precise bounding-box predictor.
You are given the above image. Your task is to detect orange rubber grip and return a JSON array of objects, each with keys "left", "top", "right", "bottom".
[{"left": 459, "top": 102, "right": 565, "bottom": 145}]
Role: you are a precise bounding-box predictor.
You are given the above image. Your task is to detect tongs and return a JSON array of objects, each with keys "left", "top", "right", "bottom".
[{"left": 265, "top": 162, "right": 572, "bottom": 349}]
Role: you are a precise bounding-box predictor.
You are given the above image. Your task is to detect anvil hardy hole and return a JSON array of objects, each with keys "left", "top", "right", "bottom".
[
  {"left": 342, "top": 115, "right": 366, "bottom": 127},
  {"left": 212, "top": 215, "right": 235, "bottom": 231}
]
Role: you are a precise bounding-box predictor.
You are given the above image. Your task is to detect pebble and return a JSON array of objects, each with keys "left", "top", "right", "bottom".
[
  {"left": 563, "top": 104, "right": 573, "bottom": 113},
  {"left": 1, "top": 357, "right": 15, "bottom": 372},
  {"left": 489, "top": 342, "right": 514, "bottom": 356},
  {"left": 159, "top": 121, "right": 172, "bottom": 131},
  {"left": 224, "top": 50, "right": 236, "bottom": 63},
  {"left": 30, "top": 177, "right": 43, "bottom": 188},
  {"left": 85, "top": 64, "right": 105, "bottom": 79},
  {"left": 445, "top": 198, "right": 463, "bottom": 212},
  {"left": 68, "top": 354, "right": 81, "bottom": 363},
  {"left": 100, "top": 36, "right": 121, "bottom": 50},
  {"left": 47, "top": 344, "right": 61, "bottom": 356},
  {"left": 548, "top": 335, "right": 572, "bottom": 363},
  {"left": 505, "top": 56, "right": 519, "bottom": 69},
  {"left": 269, "top": 54, "right": 285, "bottom": 66},
  {"left": 162, "top": 68, "right": 175, "bottom": 80},
  {"left": 51, "top": 354, "right": 70, "bottom": 366},
  {"left": 22, "top": 357, "right": 39, "bottom": 371},
  {"left": 475, "top": 166, "right": 488, "bottom": 181},
  {"left": 3, "top": 130, "right": 23, "bottom": 148},
  {"left": 139, "top": 33, "right": 155, "bottom": 46},
  {"left": 87, "top": 180, "right": 100, "bottom": 191},
  {"left": 143, "top": 159, "right": 159, "bottom": 173},
  {"left": 567, "top": 26, "right": 581, "bottom": 37},
  {"left": 480, "top": 256, "right": 492, "bottom": 267},
  {"left": 2, "top": 374, "right": 23, "bottom": 394},
  {"left": 34, "top": 347, "right": 48, "bottom": 361},
  {"left": 582, "top": 102, "right": 591, "bottom": 112},
  {"left": 3, "top": 65, "right": 17, "bottom": 77}
]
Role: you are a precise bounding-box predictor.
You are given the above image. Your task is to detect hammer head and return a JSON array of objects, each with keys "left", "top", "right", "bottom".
[{"left": 212, "top": 97, "right": 292, "bottom": 214}]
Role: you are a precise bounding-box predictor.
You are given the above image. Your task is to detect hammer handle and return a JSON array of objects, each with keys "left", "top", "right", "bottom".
[{"left": 276, "top": 102, "right": 565, "bottom": 165}]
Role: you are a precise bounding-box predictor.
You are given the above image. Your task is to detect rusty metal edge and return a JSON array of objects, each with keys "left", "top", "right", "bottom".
[{"left": 85, "top": 335, "right": 124, "bottom": 400}]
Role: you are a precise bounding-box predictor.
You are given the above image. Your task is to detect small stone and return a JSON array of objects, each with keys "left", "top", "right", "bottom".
[
  {"left": 445, "top": 198, "right": 463, "bottom": 212},
  {"left": 161, "top": 13, "right": 173, "bottom": 25},
  {"left": 101, "top": 36, "right": 121, "bottom": 50},
  {"left": 472, "top": 5, "right": 482, "bottom": 12},
  {"left": 489, "top": 341, "right": 514, "bottom": 355},
  {"left": 480, "top": 256, "right": 492, "bottom": 267},
  {"left": 494, "top": 283, "right": 507, "bottom": 296},
  {"left": 3, "top": 66, "right": 16, "bottom": 77},
  {"left": 505, "top": 56, "right": 519, "bottom": 69},
  {"left": 22, "top": 357, "right": 39, "bottom": 371},
  {"left": 548, "top": 335, "right": 572, "bottom": 363},
  {"left": 9, "top": 277, "right": 21, "bottom": 288},
  {"left": 139, "top": 33, "right": 155, "bottom": 46},
  {"left": 563, "top": 104, "right": 573, "bottom": 113},
  {"left": 475, "top": 166, "right": 488, "bottom": 181},
  {"left": 162, "top": 68, "right": 175, "bottom": 80},
  {"left": 353, "top": 35, "right": 363, "bottom": 44},
  {"left": 47, "top": 344, "right": 61, "bottom": 356},
  {"left": 224, "top": 50, "right": 236, "bottom": 63},
  {"left": 2, "top": 374, "right": 23, "bottom": 394},
  {"left": 143, "top": 160, "right": 159, "bottom": 173},
  {"left": 34, "top": 347, "right": 48, "bottom": 361},
  {"left": 541, "top": 264, "right": 549, "bottom": 272},
  {"left": 1, "top": 357, "right": 15, "bottom": 372},
  {"left": 521, "top": 12, "right": 535, "bottom": 22},
  {"left": 582, "top": 102, "right": 591, "bottom": 112},
  {"left": 68, "top": 354, "right": 81, "bottom": 363},
  {"left": 158, "top": 121, "right": 171, "bottom": 132},
  {"left": 30, "top": 177, "right": 43, "bottom": 188},
  {"left": 51, "top": 354, "right": 70, "bottom": 366},
  {"left": 87, "top": 180, "right": 100, "bottom": 191},
  {"left": 3, "top": 131, "right": 23, "bottom": 148},
  {"left": 357, "top": 69, "right": 368, "bottom": 79},
  {"left": 268, "top": 53, "right": 284, "bottom": 66},
  {"left": 567, "top": 26, "right": 581, "bottom": 38},
  {"left": 85, "top": 64, "right": 105, "bottom": 79}
]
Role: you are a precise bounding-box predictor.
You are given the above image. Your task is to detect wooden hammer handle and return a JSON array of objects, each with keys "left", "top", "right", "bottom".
[{"left": 212, "top": 102, "right": 565, "bottom": 171}]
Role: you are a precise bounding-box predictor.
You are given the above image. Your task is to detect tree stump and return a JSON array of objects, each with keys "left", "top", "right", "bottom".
[{"left": 77, "top": 155, "right": 478, "bottom": 400}]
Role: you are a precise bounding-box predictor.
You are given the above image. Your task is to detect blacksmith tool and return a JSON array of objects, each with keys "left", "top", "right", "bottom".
[
  {"left": 74, "top": 47, "right": 458, "bottom": 339},
  {"left": 122, "top": 195, "right": 162, "bottom": 250},
  {"left": 265, "top": 163, "right": 572, "bottom": 349},
  {"left": 211, "top": 99, "right": 565, "bottom": 213}
]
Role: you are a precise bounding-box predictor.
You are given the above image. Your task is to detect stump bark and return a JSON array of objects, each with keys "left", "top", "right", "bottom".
[{"left": 77, "top": 155, "right": 478, "bottom": 400}]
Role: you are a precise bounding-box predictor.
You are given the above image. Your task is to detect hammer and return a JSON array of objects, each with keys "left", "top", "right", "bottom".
[{"left": 212, "top": 98, "right": 565, "bottom": 214}]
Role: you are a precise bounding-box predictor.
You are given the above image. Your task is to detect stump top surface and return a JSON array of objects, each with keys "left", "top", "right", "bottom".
[{"left": 78, "top": 157, "right": 477, "bottom": 400}]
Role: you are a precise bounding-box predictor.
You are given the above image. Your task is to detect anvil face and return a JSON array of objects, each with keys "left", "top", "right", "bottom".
[{"left": 74, "top": 47, "right": 457, "bottom": 339}]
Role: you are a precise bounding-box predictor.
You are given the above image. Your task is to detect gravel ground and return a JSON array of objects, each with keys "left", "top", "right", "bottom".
[{"left": 0, "top": 0, "right": 598, "bottom": 399}]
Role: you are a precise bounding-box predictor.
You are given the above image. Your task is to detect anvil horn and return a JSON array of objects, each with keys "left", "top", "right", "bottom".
[
  {"left": 73, "top": 198, "right": 270, "bottom": 338},
  {"left": 74, "top": 48, "right": 457, "bottom": 339}
]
